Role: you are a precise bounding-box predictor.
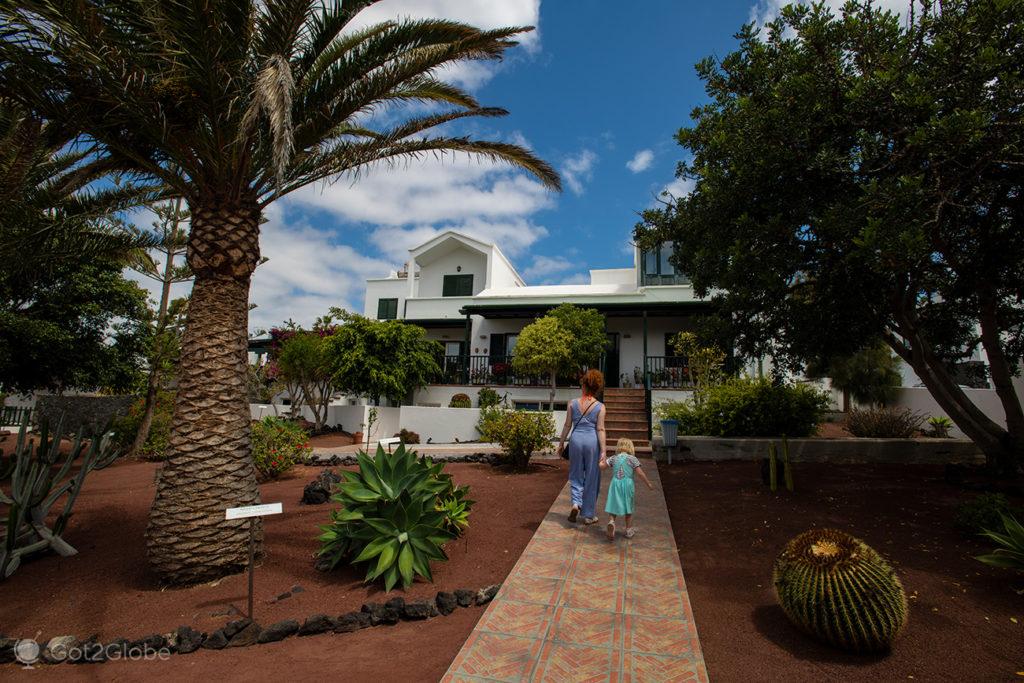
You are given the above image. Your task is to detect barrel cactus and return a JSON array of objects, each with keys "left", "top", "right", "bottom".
[{"left": 773, "top": 528, "right": 908, "bottom": 652}]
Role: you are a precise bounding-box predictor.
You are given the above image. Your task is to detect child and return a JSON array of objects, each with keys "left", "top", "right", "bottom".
[{"left": 600, "top": 438, "right": 653, "bottom": 540}]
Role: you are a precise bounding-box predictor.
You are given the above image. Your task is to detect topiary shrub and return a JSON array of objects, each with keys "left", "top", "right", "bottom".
[
  {"left": 846, "top": 407, "right": 924, "bottom": 438},
  {"left": 449, "top": 393, "right": 471, "bottom": 408},
  {"left": 251, "top": 416, "right": 312, "bottom": 480},
  {"left": 773, "top": 528, "right": 908, "bottom": 652},
  {"left": 395, "top": 428, "right": 420, "bottom": 444},
  {"left": 477, "top": 408, "right": 555, "bottom": 470},
  {"left": 655, "top": 377, "right": 828, "bottom": 437},
  {"left": 955, "top": 493, "right": 1020, "bottom": 536}
]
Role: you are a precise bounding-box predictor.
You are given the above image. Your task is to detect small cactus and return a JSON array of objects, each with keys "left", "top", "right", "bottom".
[{"left": 773, "top": 528, "right": 908, "bottom": 652}]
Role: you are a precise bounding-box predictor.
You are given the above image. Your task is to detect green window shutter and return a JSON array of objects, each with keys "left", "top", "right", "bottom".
[
  {"left": 377, "top": 298, "right": 398, "bottom": 319},
  {"left": 443, "top": 274, "right": 473, "bottom": 297}
]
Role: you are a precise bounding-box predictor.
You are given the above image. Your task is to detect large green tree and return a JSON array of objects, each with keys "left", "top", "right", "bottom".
[
  {"left": 0, "top": 1, "right": 561, "bottom": 583},
  {"left": 325, "top": 311, "right": 441, "bottom": 406},
  {"left": 636, "top": 1, "right": 1024, "bottom": 473},
  {"left": 512, "top": 316, "right": 573, "bottom": 410},
  {"left": 547, "top": 304, "right": 608, "bottom": 376}
]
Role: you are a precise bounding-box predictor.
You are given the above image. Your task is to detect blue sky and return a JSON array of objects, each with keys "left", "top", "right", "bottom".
[{"left": 131, "top": 0, "right": 905, "bottom": 331}]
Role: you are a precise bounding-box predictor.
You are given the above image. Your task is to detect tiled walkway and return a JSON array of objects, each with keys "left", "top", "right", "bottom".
[{"left": 443, "top": 462, "right": 708, "bottom": 682}]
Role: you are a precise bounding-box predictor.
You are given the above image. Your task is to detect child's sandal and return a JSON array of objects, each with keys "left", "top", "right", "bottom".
[
  {"left": 625, "top": 528, "right": 636, "bottom": 539},
  {"left": 606, "top": 521, "right": 615, "bottom": 540}
]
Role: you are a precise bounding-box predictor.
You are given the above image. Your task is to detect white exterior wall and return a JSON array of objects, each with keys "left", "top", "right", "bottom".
[
  {"left": 488, "top": 246, "right": 524, "bottom": 289},
  {"left": 590, "top": 268, "right": 635, "bottom": 285},
  {"left": 417, "top": 246, "right": 487, "bottom": 298},
  {"left": 415, "top": 384, "right": 579, "bottom": 408},
  {"left": 363, "top": 277, "right": 407, "bottom": 319}
]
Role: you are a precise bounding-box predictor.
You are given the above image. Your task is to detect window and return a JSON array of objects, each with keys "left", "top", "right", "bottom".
[
  {"left": 641, "top": 242, "right": 688, "bottom": 285},
  {"left": 665, "top": 333, "right": 686, "bottom": 367},
  {"left": 442, "top": 274, "right": 474, "bottom": 297},
  {"left": 377, "top": 298, "right": 398, "bottom": 320},
  {"left": 490, "top": 333, "right": 518, "bottom": 362}
]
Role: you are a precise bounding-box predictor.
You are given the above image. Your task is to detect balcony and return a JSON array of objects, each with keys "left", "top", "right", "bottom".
[
  {"left": 435, "top": 355, "right": 584, "bottom": 388},
  {"left": 643, "top": 356, "right": 694, "bottom": 389}
]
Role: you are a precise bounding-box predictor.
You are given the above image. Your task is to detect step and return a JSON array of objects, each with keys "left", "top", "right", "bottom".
[
  {"left": 602, "top": 399, "right": 646, "bottom": 410},
  {"left": 606, "top": 419, "right": 650, "bottom": 430},
  {"left": 607, "top": 429, "right": 651, "bottom": 442},
  {"left": 604, "top": 411, "right": 648, "bottom": 420},
  {"left": 605, "top": 443, "right": 650, "bottom": 453},
  {"left": 604, "top": 388, "right": 645, "bottom": 396}
]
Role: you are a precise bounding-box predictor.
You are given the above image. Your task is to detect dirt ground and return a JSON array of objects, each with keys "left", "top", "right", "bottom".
[
  {"left": 660, "top": 460, "right": 1024, "bottom": 682},
  {"left": 0, "top": 457, "right": 567, "bottom": 681}
]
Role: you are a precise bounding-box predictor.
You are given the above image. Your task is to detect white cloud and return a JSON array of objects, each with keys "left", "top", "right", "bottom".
[
  {"left": 347, "top": 0, "right": 542, "bottom": 89},
  {"left": 289, "top": 155, "right": 554, "bottom": 227},
  {"left": 368, "top": 218, "right": 549, "bottom": 262},
  {"left": 522, "top": 254, "right": 572, "bottom": 281},
  {"left": 749, "top": 0, "right": 909, "bottom": 27},
  {"left": 626, "top": 149, "right": 654, "bottom": 173},
  {"left": 561, "top": 149, "right": 598, "bottom": 196},
  {"left": 661, "top": 176, "right": 695, "bottom": 201},
  {"left": 248, "top": 205, "right": 396, "bottom": 330}
]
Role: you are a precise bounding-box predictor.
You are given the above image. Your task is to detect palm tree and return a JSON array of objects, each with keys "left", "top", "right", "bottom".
[
  {"left": 0, "top": 99, "right": 159, "bottom": 275},
  {"left": 0, "top": 1, "right": 561, "bottom": 584}
]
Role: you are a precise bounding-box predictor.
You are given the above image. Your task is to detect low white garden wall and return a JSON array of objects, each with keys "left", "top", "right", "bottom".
[
  {"left": 249, "top": 402, "right": 565, "bottom": 445},
  {"left": 414, "top": 385, "right": 579, "bottom": 408}
]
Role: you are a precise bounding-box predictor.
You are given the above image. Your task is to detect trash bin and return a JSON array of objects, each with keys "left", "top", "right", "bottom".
[
  {"left": 660, "top": 419, "right": 679, "bottom": 447},
  {"left": 660, "top": 419, "right": 679, "bottom": 464}
]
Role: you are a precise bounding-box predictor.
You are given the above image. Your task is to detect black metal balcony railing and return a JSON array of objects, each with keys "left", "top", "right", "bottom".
[
  {"left": 1, "top": 406, "right": 33, "bottom": 425},
  {"left": 436, "top": 355, "right": 583, "bottom": 388},
  {"left": 643, "top": 356, "right": 694, "bottom": 389}
]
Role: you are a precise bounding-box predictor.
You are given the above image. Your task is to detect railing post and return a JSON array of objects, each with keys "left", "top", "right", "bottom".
[{"left": 462, "top": 313, "right": 471, "bottom": 385}]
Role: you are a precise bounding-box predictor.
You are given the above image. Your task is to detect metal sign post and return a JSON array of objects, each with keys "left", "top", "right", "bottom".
[{"left": 225, "top": 503, "right": 283, "bottom": 619}]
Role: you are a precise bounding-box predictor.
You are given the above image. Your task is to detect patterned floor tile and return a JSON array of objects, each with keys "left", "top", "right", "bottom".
[
  {"left": 549, "top": 606, "right": 622, "bottom": 649},
  {"left": 624, "top": 580, "right": 687, "bottom": 619},
  {"left": 570, "top": 558, "right": 625, "bottom": 586},
  {"left": 498, "top": 575, "right": 564, "bottom": 605},
  {"left": 623, "top": 615, "right": 698, "bottom": 656},
  {"left": 514, "top": 551, "right": 572, "bottom": 580},
  {"left": 621, "top": 651, "right": 708, "bottom": 683},
  {"left": 477, "top": 599, "right": 556, "bottom": 640},
  {"left": 534, "top": 641, "right": 619, "bottom": 683},
  {"left": 559, "top": 579, "right": 624, "bottom": 612},
  {"left": 447, "top": 632, "right": 543, "bottom": 682},
  {"left": 627, "top": 544, "right": 682, "bottom": 567}
]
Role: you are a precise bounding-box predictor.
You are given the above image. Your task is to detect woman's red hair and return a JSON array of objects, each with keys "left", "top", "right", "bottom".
[{"left": 580, "top": 369, "right": 604, "bottom": 396}]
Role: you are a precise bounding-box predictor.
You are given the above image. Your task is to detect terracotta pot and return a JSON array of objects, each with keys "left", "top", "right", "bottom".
[{"left": 353, "top": 431, "right": 363, "bottom": 445}]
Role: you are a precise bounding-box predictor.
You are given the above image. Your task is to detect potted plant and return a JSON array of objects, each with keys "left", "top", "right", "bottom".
[{"left": 927, "top": 416, "right": 953, "bottom": 438}]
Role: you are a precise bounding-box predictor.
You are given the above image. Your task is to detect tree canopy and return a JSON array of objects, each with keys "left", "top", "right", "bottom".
[
  {"left": 547, "top": 304, "right": 608, "bottom": 375},
  {"left": 324, "top": 311, "right": 441, "bottom": 406},
  {"left": 635, "top": 0, "right": 1024, "bottom": 473},
  {"left": 513, "top": 316, "right": 574, "bottom": 408}
]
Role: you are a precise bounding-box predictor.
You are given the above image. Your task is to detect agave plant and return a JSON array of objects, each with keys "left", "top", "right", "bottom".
[
  {"left": 976, "top": 514, "right": 1024, "bottom": 572},
  {"left": 318, "top": 444, "right": 473, "bottom": 590}
]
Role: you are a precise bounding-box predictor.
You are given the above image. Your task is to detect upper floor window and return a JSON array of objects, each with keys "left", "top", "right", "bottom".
[
  {"left": 442, "top": 274, "right": 474, "bottom": 297},
  {"left": 641, "top": 242, "right": 689, "bottom": 286},
  {"left": 377, "top": 298, "right": 398, "bottom": 320}
]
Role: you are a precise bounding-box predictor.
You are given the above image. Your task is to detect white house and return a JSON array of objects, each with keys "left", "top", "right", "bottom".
[{"left": 362, "top": 231, "right": 714, "bottom": 414}]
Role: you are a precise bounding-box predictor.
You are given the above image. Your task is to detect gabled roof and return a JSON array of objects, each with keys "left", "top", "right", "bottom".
[{"left": 408, "top": 230, "right": 525, "bottom": 287}]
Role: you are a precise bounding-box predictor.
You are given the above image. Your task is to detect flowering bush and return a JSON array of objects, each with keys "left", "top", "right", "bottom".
[
  {"left": 251, "top": 416, "right": 312, "bottom": 479},
  {"left": 111, "top": 390, "right": 175, "bottom": 460}
]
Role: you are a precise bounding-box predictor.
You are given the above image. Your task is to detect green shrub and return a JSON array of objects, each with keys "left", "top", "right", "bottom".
[
  {"left": 955, "top": 493, "right": 1021, "bottom": 536},
  {"left": 110, "top": 390, "right": 175, "bottom": 460},
  {"left": 655, "top": 377, "right": 828, "bottom": 437},
  {"left": 477, "top": 408, "right": 555, "bottom": 470},
  {"left": 926, "top": 416, "right": 953, "bottom": 438},
  {"left": 317, "top": 444, "right": 473, "bottom": 590},
  {"left": 251, "top": 416, "right": 312, "bottom": 479},
  {"left": 395, "top": 428, "right": 420, "bottom": 444},
  {"left": 449, "top": 393, "right": 471, "bottom": 408},
  {"left": 846, "top": 407, "right": 924, "bottom": 438},
  {"left": 976, "top": 513, "right": 1024, "bottom": 573},
  {"left": 477, "top": 386, "right": 502, "bottom": 409}
]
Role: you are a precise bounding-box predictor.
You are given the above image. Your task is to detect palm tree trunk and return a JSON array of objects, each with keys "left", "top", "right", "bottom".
[{"left": 146, "top": 199, "right": 262, "bottom": 584}]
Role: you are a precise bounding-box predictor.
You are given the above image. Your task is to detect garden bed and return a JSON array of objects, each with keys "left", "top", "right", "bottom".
[
  {"left": 660, "top": 460, "right": 1022, "bottom": 681},
  {"left": 652, "top": 435, "right": 983, "bottom": 464},
  {"left": 0, "top": 457, "right": 567, "bottom": 679}
]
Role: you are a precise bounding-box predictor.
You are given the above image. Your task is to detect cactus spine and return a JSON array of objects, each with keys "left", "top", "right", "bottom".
[{"left": 773, "top": 528, "right": 908, "bottom": 652}]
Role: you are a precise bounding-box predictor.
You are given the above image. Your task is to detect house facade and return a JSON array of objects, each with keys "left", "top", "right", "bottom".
[{"left": 363, "top": 231, "right": 714, "bottom": 414}]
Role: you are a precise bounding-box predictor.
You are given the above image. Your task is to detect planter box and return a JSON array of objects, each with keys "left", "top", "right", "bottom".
[{"left": 651, "top": 435, "right": 984, "bottom": 465}]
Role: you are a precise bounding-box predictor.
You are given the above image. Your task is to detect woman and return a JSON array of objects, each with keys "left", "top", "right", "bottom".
[{"left": 556, "top": 369, "right": 607, "bottom": 524}]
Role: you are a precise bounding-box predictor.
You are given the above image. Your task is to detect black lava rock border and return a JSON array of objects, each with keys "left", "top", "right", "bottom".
[
  {"left": 1, "top": 583, "right": 501, "bottom": 666},
  {"left": 317, "top": 452, "right": 499, "bottom": 469}
]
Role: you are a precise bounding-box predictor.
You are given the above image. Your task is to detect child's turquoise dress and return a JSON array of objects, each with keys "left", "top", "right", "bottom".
[{"left": 605, "top": 453, "right": 642, "bottom": 516}]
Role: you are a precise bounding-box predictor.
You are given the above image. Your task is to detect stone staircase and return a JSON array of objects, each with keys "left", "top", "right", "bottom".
[{"left": 602, "top": 387, "right": 651, "bottom": 454}]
